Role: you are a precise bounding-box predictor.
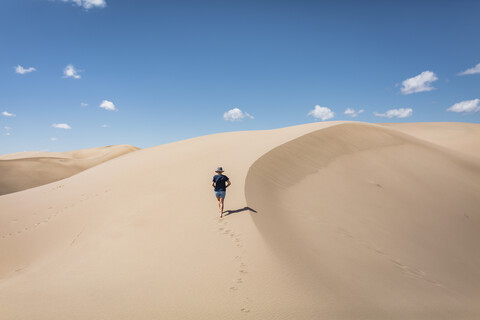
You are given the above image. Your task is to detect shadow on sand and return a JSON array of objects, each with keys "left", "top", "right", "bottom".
[{"left": 224, "top": 206, "right": 258, "bottom": 217}]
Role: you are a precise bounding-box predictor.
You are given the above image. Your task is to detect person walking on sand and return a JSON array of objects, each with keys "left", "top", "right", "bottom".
[{"left": 212, "top": 167, "right": 231, "bottom": 218}]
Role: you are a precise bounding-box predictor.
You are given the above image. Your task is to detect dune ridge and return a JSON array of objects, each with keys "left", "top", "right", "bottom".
[
  {"left": 1, "top": 122, "right": 480, "bottom": 319},
  {"left": 0, "top": 145, "right": 140, "bottom": 196}
]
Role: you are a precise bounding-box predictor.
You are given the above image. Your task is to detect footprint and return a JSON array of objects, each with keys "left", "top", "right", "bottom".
[
  {"left": 239, "top": 270, "right": 247, "bottom": 274},
  {"left": 240, "top": 308, "right": 250, "bottom": 313},
  {"left": 236, "top": 278, "right": 243, "bottom": 283},
  {"left": 230, "top": 286, "right": 238, "bottom": 291}
]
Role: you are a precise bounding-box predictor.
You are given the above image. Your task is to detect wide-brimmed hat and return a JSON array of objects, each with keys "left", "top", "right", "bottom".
[{"left": 215, "top": 167, "right": 224, "bottom": 173}]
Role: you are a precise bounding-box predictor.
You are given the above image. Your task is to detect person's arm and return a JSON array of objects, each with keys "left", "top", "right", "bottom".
[
  {"left": 212, "top": 181, "right": 215, "bottom": 187},
  {"left": 226, "top": 180, "right": 231, "bottom": 188}
]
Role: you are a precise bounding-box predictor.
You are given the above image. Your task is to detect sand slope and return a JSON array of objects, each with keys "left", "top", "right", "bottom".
[
  {"left": 0, "top": 145, "right": 140, "bottom": 196},
  {"left": 246, "top": 122, "right": 480, "bottom": 319},
  {"left": 380, "top": 122, "right": 480, "bottom": 159},
  {"left": 1, "top": 122, "right": 479, "bottom": 319}
]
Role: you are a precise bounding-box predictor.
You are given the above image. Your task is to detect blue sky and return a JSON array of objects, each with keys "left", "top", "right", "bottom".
[{"left": 1, "top": 0, "right": 479, "bottom": 154}]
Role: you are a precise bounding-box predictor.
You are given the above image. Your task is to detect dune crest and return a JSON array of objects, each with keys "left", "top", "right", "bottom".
[{"left": 0, "top": 145, "right": 140, "bottom": 196}]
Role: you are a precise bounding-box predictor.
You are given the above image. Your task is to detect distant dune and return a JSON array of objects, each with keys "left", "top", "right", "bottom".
[
  {"left": 1, "top": 122, "right": 479, "bottom": 319},
  {"left": 0, "top": 145, "right": 140, "bottom": 196}
]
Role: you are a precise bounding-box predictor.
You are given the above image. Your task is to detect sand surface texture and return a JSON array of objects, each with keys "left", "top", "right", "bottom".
[
  {"left": 1, "top": 122, "right": 479, "bottom": 319},
  {"left": 0, "top": 145, "right": 139, "bottom": 196}
]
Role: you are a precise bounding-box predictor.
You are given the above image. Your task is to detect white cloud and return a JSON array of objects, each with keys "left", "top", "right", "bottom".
[
  {"left": 2, "top": 111, "right": 16, "bottom": 117},
  {"left": 101, "top": 124, "right": 108, "bottom": 127},
  {"left": 50, "top": 137, "right": 57, "bottom": 141},
  {"left": 99, "top": 100, "right": 117, "bottom": 111},
  {"left": 447, "top": 99, "right": 480, "bottom": 113},
  {"left": 52, "top": 123, "right": 72, "bottom": 129},
  {"left": 80, "top": 102, "right": 88, "bottom": 107},
  {"left": 15, "top": 65, "right": 36, "bottom": 74},
  {"left": 223, "top": 108, "right": 254, "bottom": 121},
  {"left": 400, "top": 71, "right": 438, "bottom": 95},
  {"left": 307, "top": 105, "right": 334, "bottom": 121},
  {"left": 344, "top": 108, "right": 364, "bottom": 118},
  {"left": 63, "top": 64, "right": 81, "bottom": 79},
  {"left": 6, "top": 132, "right": 11, "bottom": 136},
  {"left": 458, "top": 63, "right": 480, "bottom": 76},
  {"left": 4, "top": 126, "right": 11, "bottom": 131},
  {"left": 374, "top": 108, "right": 413, "bottom": 119},
  {"left": 62, "top": 0, "right": 106, "bottom": 9}
]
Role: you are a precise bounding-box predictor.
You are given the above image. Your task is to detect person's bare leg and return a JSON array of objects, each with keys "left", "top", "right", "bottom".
[
  {"left": 216, "top": 197, "right": 222, "bottom": 217},
  {"left": 220, "top": 197, "right": 225, "bottom": 217}
]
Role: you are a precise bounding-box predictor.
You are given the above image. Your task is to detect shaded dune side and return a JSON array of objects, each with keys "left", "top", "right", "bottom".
[
  {"left": 0, "top": 145, "right": 140, "bottom": 196},
  {"left": 245, "top": 122, "right": 480, "bottom": 319}
]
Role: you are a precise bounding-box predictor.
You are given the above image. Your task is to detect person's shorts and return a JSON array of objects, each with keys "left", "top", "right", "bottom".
[{"left": 214, "top": 190, "right": 226, "bottom": 198}]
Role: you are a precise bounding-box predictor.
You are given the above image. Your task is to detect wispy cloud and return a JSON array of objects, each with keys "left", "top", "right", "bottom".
[
  {"left": 4, "top": 126, "right": 11, "bottom": 131},
  {"left": 52, "top": 123, "right": 72, "bottom": 129},
  {"left": 2, "top": 111, "right": 16, "bottom": 117},
  {"left": 15, "top": 65, "right": 36, "bottom": 74},
  {"left": 458, "top": 63, "right": 480, "bottom": 76},
  {"left": 99, "top": 100, "right": 117, "bottom": 111},
  {"left": 80, "top": 102, "right": 88, "bottom": 107},
  {"left": 61, "top": 0, "right": 107, "bottom": 10},
  {"left": 101, "top": 124, "right": 108, "bottom": 127},
  {"left": 307, "top": 105, "right": 334, "bottom": 121},
  {"left": 447, "top": 99, "right": 480, "bottom": 113},
  {"left": 223, "top": 108, "right": 254, "bottom": 121},
  {"left": 344, "top": 108, "right": 364, "bottom": 118},
  {"left": 50, "top": 137, "right": 58, "bottom": 141},
  {"left": 400, "top": 71, "right": 438, "bottom": 95},
  {"left": 374, "top": 108, "right": 413, "bottom": 119},
  {"left": 63, "top": 64, "right": 81, "bottom": 79}
]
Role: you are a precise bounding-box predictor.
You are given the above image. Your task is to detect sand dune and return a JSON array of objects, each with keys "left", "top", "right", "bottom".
[
  {"left": 0, "top": 145, "right": 140, "bottom": 196},
  {"left": 1, "top": 122, "right": 479, "bottom": 319},
  {"left": 380, "top": 122, "right": 480, "bottom": 159},
  {"left": 246, "top": 122, "right": 480, "bottom": 318}
]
